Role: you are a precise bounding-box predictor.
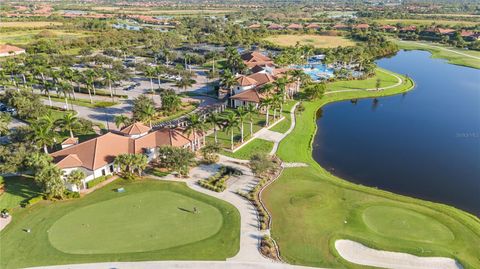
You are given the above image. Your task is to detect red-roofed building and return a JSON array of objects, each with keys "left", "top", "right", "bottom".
[
  {"left": 354, "top": 24, "right": 370, "bottom": 30},
  {"left": 248, "top": 23, "right": 262, "bottom": 29},
  {"left": 287, "top": 23, "right": 303, "bottom": 30},
  {"left": 306, "top": 23, "right": 321, "bottom": 30},
  {"left": 267, "top": 23, "right": 284, "bottom": 30},
  {"left": 400, "top": 25, "right": 417, "bottom": 32},
  {"left": 0, "top": 45, "right": 25, "bottom": 57},
  {"left": 380, "top": 25, "right": 397, "bottom": 32},
  {"left": 333, "top": 23, "right": 349, "bottom": 30}
]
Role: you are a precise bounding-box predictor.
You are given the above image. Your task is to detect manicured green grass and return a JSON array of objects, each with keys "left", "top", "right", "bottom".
[
  {"left": 220, "top": 138, "right": 274, "bottom": 160},
  {"left": 0, "top": 29, "right": 90, "bottom": 45},
  {"left": 0, "top": 176, "right": 41, "bottom": 210},
  {"left": 264, "top": 34, "right": 356, "bottom": 48},
  {"left": 375, "top": 18, "right": 479, "bottom": 27},
  {"left": 395, "top": 40, "right": 480, "bottom": 69},
  {"left": 263, "top": 71, "right": 480, "bottom": 268},
  {"left": 327, "top": 68, "right": 400, "bottom": 91},
  {"left": 0, "top": 179, "right": 240, "bottom": 269},
  {"left": 206, "top": 110, "right": 273, "bottom": 150},
  {"left": 269, "top": 100, "right": 297, "bottom": 133},
  {"left": 43, "top": 95, "right": 118, "bottom": 108}
]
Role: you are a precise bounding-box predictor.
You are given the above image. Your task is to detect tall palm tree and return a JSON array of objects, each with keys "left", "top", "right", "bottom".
[
  {"left": 260, "top": 98, "right": 273, "bottom": 126},
  {"left": 84, "top": 69, "right": 97, "bottom": 97},
  {"left": 185, "top": 114, "right": 207, "bottom": 151},
  {"left": 145, "top": 67, "right": 156, "bottom": 96},
  {"left": 222, "top": 111, "right": 239, "bottom": 150},
  {"left": 83, "top": 70, "right": 95, "bottom": 104},
  {"left": 104, "top": 70, "right": 116, "bottom": 102},
  {"left": 245, "top": 103, "right": 257, "bottom": 137},
  {"left": 59, "top": 81, "right": 73, "bottom": 109},
  {"left": 58, "top": 112, "right": 79, "bottom": 138},
  {"left": 30, "top": 121, "right": 57, "bottom": 153},
  {"left": 207, "top": 112, "right": 223, "bottom": 144},
  {"left": 175, "top": 77, "right": 193, "bottom": 92},
  {"left": 139, "top": 103, "right": 156, "bottom": 128},
  {"left": 235, "top": 106, "right": 248, "bottom": 143},
  {"left": 43, "top": 81, "right": 53, "bottom": 107},
  {"left": 273, "top": 77, "right": 289, "bottom": 102},
  {"left": 271, "top": 94, "right": 282, "bottom": 121},
  {"left": 114, "top": 114, "right": 130, "bottom": 129}
]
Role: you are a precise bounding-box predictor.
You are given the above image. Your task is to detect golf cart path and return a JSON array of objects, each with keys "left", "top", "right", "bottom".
[
  {"left": 335, "top": 239, "right": 463, "bottom": 269},
  {"left": 152, "top": 155, "right": 270, "bottom": 263},
  {"left": 325, "top": 68, "right": 403, "bottom": 95},
  {"left": 269, "top": 102, "right": 299, "bottom": 155}
]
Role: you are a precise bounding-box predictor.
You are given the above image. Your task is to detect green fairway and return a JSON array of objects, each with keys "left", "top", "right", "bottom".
[
  {"left": 327, "top": 68, "right": 399, "bottom": 91},
  {"left": 263, "top": 70, "right": 480, "bottom": 268},
  {"left": 0, "top": 180, "right": 240, "bottom": 268},
  {"left": 49, "top": 191, "right": 223, "bottom": 254},
  {"left": 362, "top": 205, "right": 455, "bottom": 243},
  {"left": 220, "top": 138, "right": 274, "bottom": 160},
  {"left": 395, "top": 40, "right": 480, "bottom": 69}
]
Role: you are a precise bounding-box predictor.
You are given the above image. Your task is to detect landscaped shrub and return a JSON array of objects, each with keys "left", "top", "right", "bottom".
[
  {"left": 86, "top": 175, "right": 111, "bottom": 189},
  {"left": 21, "top": 195, "right": 44, "bottom": 207},
  {"left": 64, "top": 190, "right": 80, "bottom": 199},
  {"left": 199, "top": 166, "right": 242, "bottom": 192}
]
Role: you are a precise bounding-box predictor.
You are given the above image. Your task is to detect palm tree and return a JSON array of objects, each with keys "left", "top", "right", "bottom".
[
  {"left": 245, "top": 103, "right": 257, "bottom": 137},
  {"left": 104, "top": 70, "right": 116, "bottom": 102},
  {"left": 84, "top": 69, "right": 97, "bottom": 97},
  {"left": 114, "top": 114, "right": 130, "bottom": 129},
  {"left": 272, "top": 94, "right": 282, "bottom": 121},
  {"left": 288, "top": 69, "right": 306, "bottom": 97},
  {"left": 145, "top": 67, "right": 156, "bottom": 96},
  {"left": 59, "top": 81, "right": 73, "bottom": 110},
  {"left": 66, "top": 170, "right": 86, "bottom": 191},
  {"left": 185, "top": 114, "right": 207, "bottom": 151},
  {"left": 83, "top": 71, "right": 95, "bottom": 104},
  {"left": 222, "top": 111, "right": 239, "bottom": 150},
  {"left": 260, "top": 98, "right": 273, "bottom": 126},
  {"left": 30, "top": 121, "right": 57, "bottom": 153},
  {"left": 139, "top": 103, "right": 156, "bottom": 128},
  {"left": 58, "top": 112, "right": 79, "bottom": 138},
  {"left": 175, "top": 77, "right": 193, "bottom": 92},
  {"left": 235, "top": 106, "right": 248, "bottom": 143},
  {"left": 0, "top": 113, "right": 12, "bottom": 136},
  {"left": 207, "top": 112, "right": 223, "bottom": 144},
  {"left": 273, "top": 77, "right": 289, "bottom": 102}
]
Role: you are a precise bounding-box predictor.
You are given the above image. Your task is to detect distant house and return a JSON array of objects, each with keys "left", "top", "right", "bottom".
[
  {"left": 267, "top": 23, "right": 284, "bottom": 30},
  {"left": 286, "top": 23, "right": 303, "bottom": 30},
  {"left": 248, "top": 23, "right": 262, "bottom": 29},
  {"left": 380, "top": 25, "right": 397, "bottom": 32},
  {"left": 0, "top": 45, "right": 25, "bottom": 57},
  {"left": 460, "top": 30, "right": 480, "bottom": 41},
  {"left": 399, "top": 25, "right": 417, "bottom": 33},
  {"left": 306, "top": 23, "right": 321, "bottom": 30},
  {"left": 354, "top": 24, "right": 369, "bottom": 30},
  {"left": 436, "top": 28, "right": 456, "bottom": 36},
  {"left": 333, "top": 23, "right": 350, "bottom": 30},
  {"left": 228, "top": 51, "right": 299, "bottom": 108},
  {"left": 51, "top": 122, "right": 205, "bottom": 191}
]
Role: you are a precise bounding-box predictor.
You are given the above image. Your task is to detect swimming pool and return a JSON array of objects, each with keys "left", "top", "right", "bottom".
[{"left": 294, "top": 64, "right": 335, "bottom": 81}]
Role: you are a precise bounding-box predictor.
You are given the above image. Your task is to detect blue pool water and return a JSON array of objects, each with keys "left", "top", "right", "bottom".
[{"left": 294, "top": 64, "right": 335, "bottom": 81}]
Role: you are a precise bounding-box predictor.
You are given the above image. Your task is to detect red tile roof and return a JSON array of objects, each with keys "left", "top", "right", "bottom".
[
  {"left": 61, "top": 137, "right": 79, "bottom": 145},
  {"left": 287, "top": 23, "right": 303, "bottom": 29},
  {"left": 120, "top": 122, "right": 151, "bottom": 136},
  {"left": 236, "top": 75, "right": 257, "bottom": 86},
  {"left": 230, "top": 89, "right": 261, "bottom": 103},
  {"left": 247, "top": 72, "right": 276, "bottom": 86},
  {"left": 0, "top": 45, "right": 25, "bottom": 54},
  {"left": 306, "top": 23, "right": 321, "bottom": 29},
  {"left": 267, "top": 23, "right": 284, "bottom": 30},
  {"left": 355, "top": 24, "right": 370, "bottom": 29}
]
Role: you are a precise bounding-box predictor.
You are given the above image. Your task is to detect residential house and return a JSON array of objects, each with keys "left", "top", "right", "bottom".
[
  {"left": 379, "top": 25, "right": 397, "bottom": 32},
  {"left": 248, "top": 23, "right": 262, "bottom": 29},
  {"left": 228, "top": 51, "right": 299, "bottom": 108},
  {"left": 354, "top": 24, "right": 370, "bottom": 30},
  {"left": 306, "top": 23, "right": 321, "bottom": 30},
  {"left": 333, "top": 23, "right": 350, "bottom": 30},
  {"left": 51, "top": 122, "right": 204, "bottom": 191},
  {"left": 399, "top": 25, "right": 417, "bottom": 33},
  {"left": 286, "top": 23, "right": 303, "bottom": 30},
  {"left": 460, "top": 30, "right": 480, "bottom": 41},
  {"left": 0, "top": 45, "right": 25, "bottom": 57},
  {"left": 267, "top": 23, "right": 284, "bottom": 30}
]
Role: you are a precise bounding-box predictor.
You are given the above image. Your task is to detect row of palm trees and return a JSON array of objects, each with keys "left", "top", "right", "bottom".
[
  {"left": 0, "top": 56, "right": 123, "bottom": 109},
  {"left": 28, "top": 112, "right": 81, "bottom": 154}
]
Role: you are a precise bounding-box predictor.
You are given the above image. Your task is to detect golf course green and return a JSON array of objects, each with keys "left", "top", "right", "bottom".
[
  {"left": 49, "top": 191, "right": 223, "bottom": 254},
  {"left": 0, "top": 179, "right": 240, "bottom": 269}
]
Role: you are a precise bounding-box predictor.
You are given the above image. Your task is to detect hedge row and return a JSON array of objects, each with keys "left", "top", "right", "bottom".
[{"left": 86, "top": 175, "right": 112, "bottom": 189}]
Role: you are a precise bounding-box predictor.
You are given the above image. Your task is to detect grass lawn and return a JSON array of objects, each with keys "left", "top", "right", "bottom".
[
  {"left": 375, "top": 19, "right": 479, "bottom": 27},
  {"left": 395, "top": 40, "right": 480, "bottom": 69},
  {"left": 327, "top": 68, "right": 400, "bottom": 91},
  {"left": 43, "top": 95, "right": 118, "bottom": 108},
  {"left": 0, "top": 176, "right": 42, "bottom": 210},
  {"left": 0, "top": 179, "right": 240, "bottom": 268},
  {"left": 269, "top": 100, "right": 297, "bottom": 133},
  {"left": 263, "top": 70, "right": 480, "bottom": 269},
  {"left": 220, "top": 138, "right": 274, "bottom": 160},
  {"left": 0, "top": 21, "right": 63, "bottom": 28},
  {"left": 152, "top": 103, "right": 197, "bottom": 125},
  {"left": 263, "top": 34, "right": 356, "bottom": 48},
  {"left": 206, "top": 109, "right": 274, "bottom": 150},
  {"left": 0, "top": 29, "right": 90, "bottom": 45}
]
